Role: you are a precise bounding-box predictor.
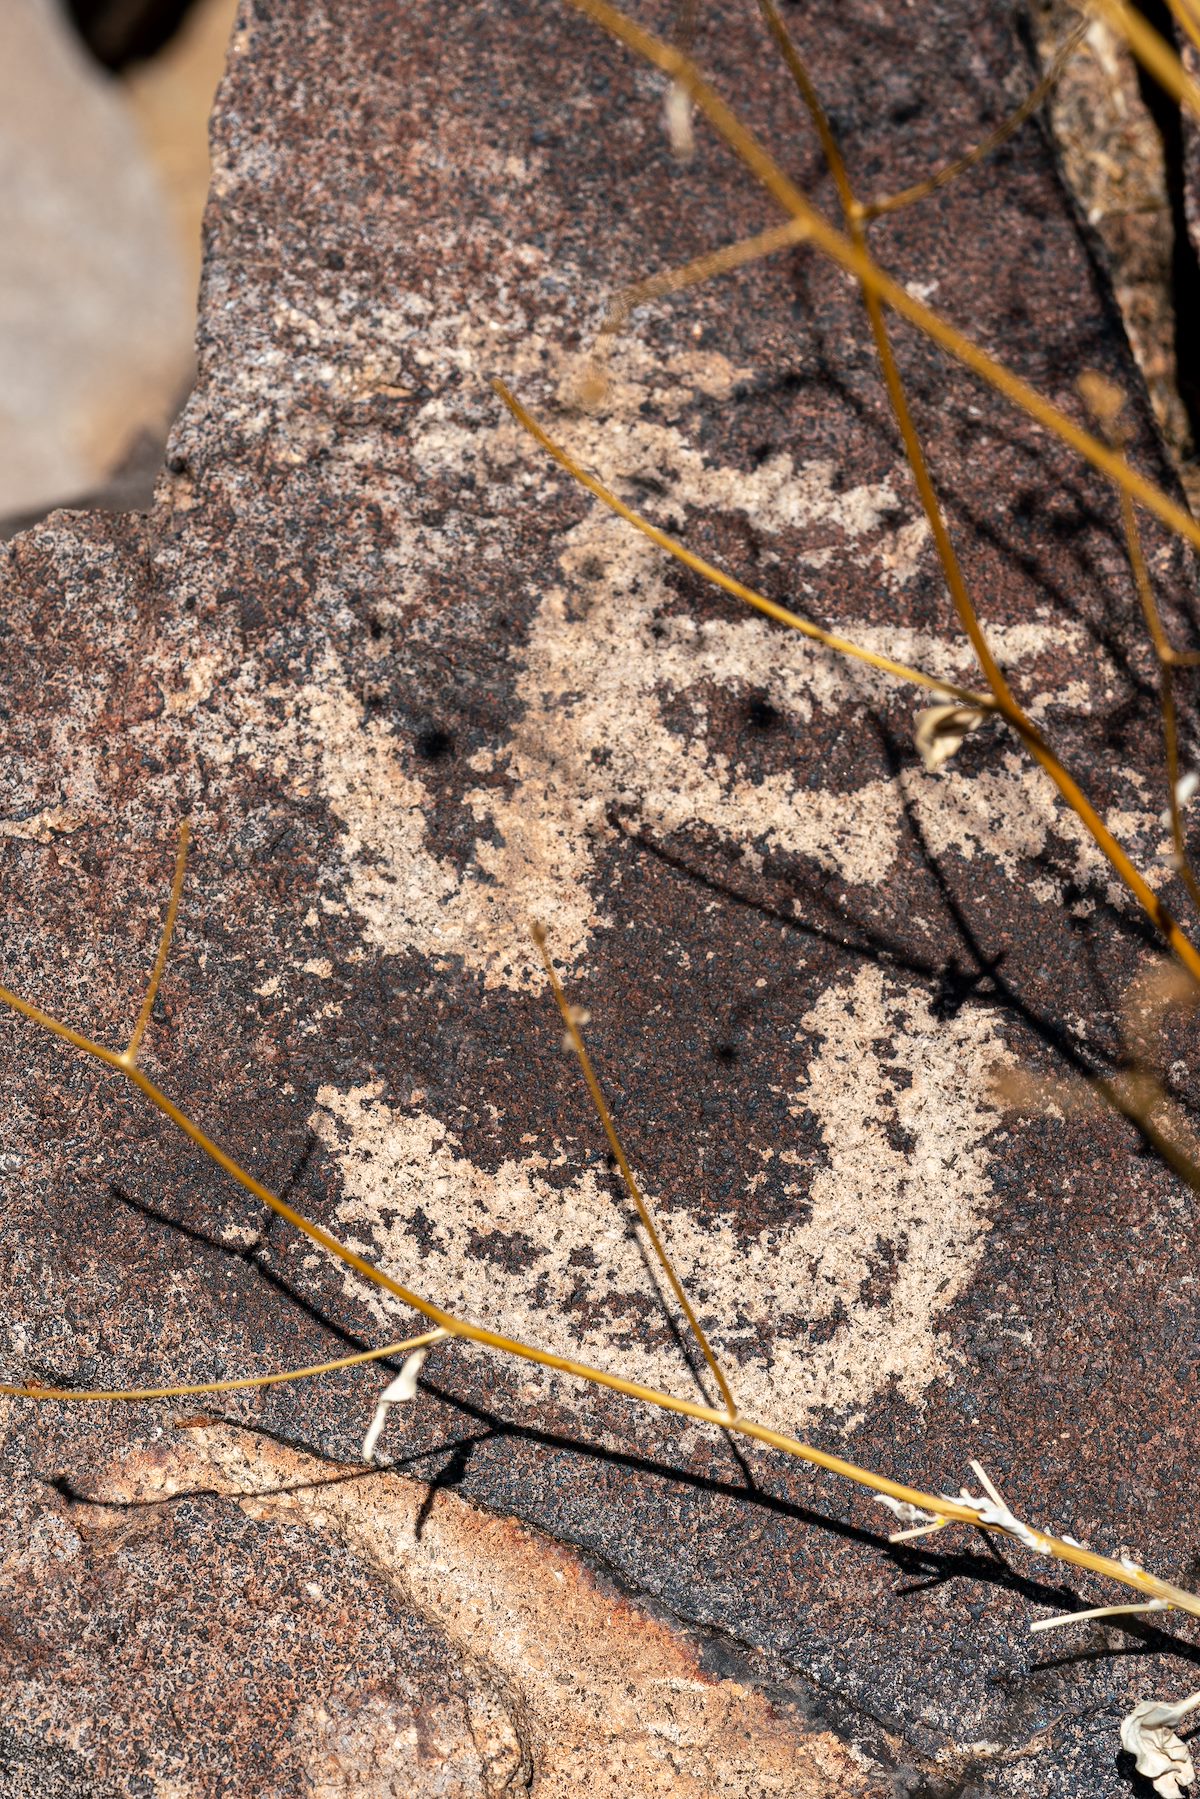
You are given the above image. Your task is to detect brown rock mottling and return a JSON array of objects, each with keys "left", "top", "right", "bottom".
[
  {"left": 1, "top": 0, "right": 1199, "bottom": 1794},
  {"left": 82, "top": 1422, "right": 888, "bottom": 1796}
]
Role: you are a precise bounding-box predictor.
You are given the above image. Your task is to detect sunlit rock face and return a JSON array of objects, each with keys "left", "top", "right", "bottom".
[{"left": 0, "top": 1, "right": 1195, "bottom": 1793}]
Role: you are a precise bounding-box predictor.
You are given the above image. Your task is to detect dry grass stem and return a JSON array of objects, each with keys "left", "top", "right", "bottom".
[
  {"left": 2, "top": 836, "right": 1200, "bottom": 1630},
  {"left": 123, "top": 818, "right": 191, "bottom": 1066},
  {"left": 859, "top": 19, "right": 1088, "bottom": 220}
]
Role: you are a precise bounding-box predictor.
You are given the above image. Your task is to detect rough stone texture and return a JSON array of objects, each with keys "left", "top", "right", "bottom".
[
  {"left": 0, "top": 0, "right": 192, "bottom": 521},
  {"left": 1032, "top": 1, "right": 1199, "bottom": 498},
  {"left": 41, "top": 1421, "right": 891, "bottom": 1796},
  {"left": 1184, "top": 38, "right": 1200, "bottom": 291},
  {"left": 2, "top": 0, "right": 1200, "bottom": 1793}
]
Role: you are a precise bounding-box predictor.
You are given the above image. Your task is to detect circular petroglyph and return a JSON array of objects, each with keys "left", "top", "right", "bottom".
[{"left": 312, "top": 963, "right": 1010, "bottom": 1430}]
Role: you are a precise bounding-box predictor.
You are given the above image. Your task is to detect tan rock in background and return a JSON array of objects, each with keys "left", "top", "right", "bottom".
[
  {"left": 0, "top": 0, "right": 193, "bottom": 520},
  {"left": 122, "top": 0, "right": 240, "bottom": 300}
]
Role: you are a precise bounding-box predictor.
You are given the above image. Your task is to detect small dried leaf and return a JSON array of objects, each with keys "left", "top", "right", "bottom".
[
  {"left": 1120, "top": 1692, "right": 1200, "bottom": 1798},
  {"left": 914, "top": 703, "right": 988, "bottom": 772},
  {"left": 1077, "top": 369, "right": 1129, "bottom": 443}
]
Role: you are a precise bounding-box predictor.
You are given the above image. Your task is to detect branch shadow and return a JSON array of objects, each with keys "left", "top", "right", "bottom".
[{"left": 39, "top": 1327, "right": 1200, "bottom": 1671}]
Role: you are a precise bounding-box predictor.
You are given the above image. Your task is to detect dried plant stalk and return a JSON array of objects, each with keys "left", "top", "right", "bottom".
[
  {"left": 3, "top": 831, "right": 1200, "bottom": 1634},
  {"left": 525, "top": 0, "right": 1200, "bottom": 994},
  {"left": 859, "top": 20, "right": 1088, "bottom": 220}
]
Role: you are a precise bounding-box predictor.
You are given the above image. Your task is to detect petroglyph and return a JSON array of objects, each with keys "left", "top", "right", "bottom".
[
  {"left": 97, "top": 310, "right": 1157, "bottom": 992},
  {"left": 312, "top": 963, "right": 1010, "bottom": 1429},
  {"left": 284, "top": 324, "right": 1163, "bottom": 986}
]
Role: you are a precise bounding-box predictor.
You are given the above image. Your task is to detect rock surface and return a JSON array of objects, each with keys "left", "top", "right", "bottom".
[{"left": 1, "top": 0, "right": 1200, "bottom": 1793}]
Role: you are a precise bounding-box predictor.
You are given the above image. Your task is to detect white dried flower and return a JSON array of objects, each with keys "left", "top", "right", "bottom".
[
  {"left": 874, "top": 1494, "right": 935, "bottom": 1526},
  {"left": 1120, "top": 1692, "right": 1200, "bottom": 1798},
  {"left": 873, "top": 1493, "right": 947, "bottom": 1542},
  {"left": 362, "top": 1347, "right": 429, "bottom": 1463},
  {"left": 914, "top": 703, "right": 988, "bottom": 772},
  {"left": 942, "top": 1460, "right": 1044, "bottom": 1555},
  {"left": 1161, "top": 770, "right": 1200, "bottom": 828},
  {"left": 664, "top": 80, "right": 695, "bottom": 161},
  {"left": 560, "top": 1004, "right": 591, "bottom": 1053}
]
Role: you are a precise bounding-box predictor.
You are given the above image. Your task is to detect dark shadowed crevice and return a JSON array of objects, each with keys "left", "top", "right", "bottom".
[
  {"left": 1131, "top": 0, "right": 1200, "bottom": 462},
  {"left": 64, "top": 0, "right": 205, "bottom": 69}
]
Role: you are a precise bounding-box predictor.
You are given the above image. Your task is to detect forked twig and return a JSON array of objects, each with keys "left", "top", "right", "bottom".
[
  {"left": 858, "top": 20, "right": 1088, "bottom": 221},
  {"left": 0, "top": 1330, "right": 446, "bottom": 1405},
  {"left": 588, "top": 19, "right": 1086, "bottom": 363},
  {"left": 3, "top": 837, "right": 1200, "bottom": 1629},
  {"left": 123, "top": 819, "right": 191, "bottom": 1067},
  {"left": 500, "top": 377, "right": 1200, "bottom": 983},
  {"left": 589, "top": 217, "right": 810, "bottom": 386}
]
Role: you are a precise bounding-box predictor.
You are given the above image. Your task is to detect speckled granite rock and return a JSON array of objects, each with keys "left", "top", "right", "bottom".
[{"left": 1, "top": 1, "right": 1200, "bottom": 1793}]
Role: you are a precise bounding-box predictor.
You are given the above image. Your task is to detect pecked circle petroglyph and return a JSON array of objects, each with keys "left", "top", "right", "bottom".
[
  {"left": 128, "top": 323, "right": 1165, "bottom": 1424},
  {"left": 282, "top": 332, "right": 1154, "bottom": 1427},
  {"left": 311, "top": 963, "right": 1011, "bottom": 1429}
]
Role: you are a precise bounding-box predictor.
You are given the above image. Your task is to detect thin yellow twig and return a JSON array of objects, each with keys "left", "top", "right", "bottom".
[
  {"left": 859, "top": 20, "right": 1088, "bottom": 221},
  {"left": 759, "top": 0, "right": 1015, "bottom": 711},
  {"left": 0, "top": 1331, "right": 445, "bottom": 1404},
  {"left": 1089, "top": 0, "right": 1200, "bottom": 120},
  {"left": 1030, "top": 1599, "right": 1168, "bottom": 1633},
  {"left": 492, "top": 381, "right": 992, "bottom": 707},
  {"left": 123, "top": 819, "right": 191, "bottom": 1066},
  {"left": 1166, "top": 0, "right": 1200, "bottom": 56},
  {"left": 560, "top": 0, "right": 1200, "bottom": 557},
  {"left": 533, "top": 922, "right": 736, "bottom": 1418},
  {"left": 593, "top": 217, "right": 809, "bottom": 364}
]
